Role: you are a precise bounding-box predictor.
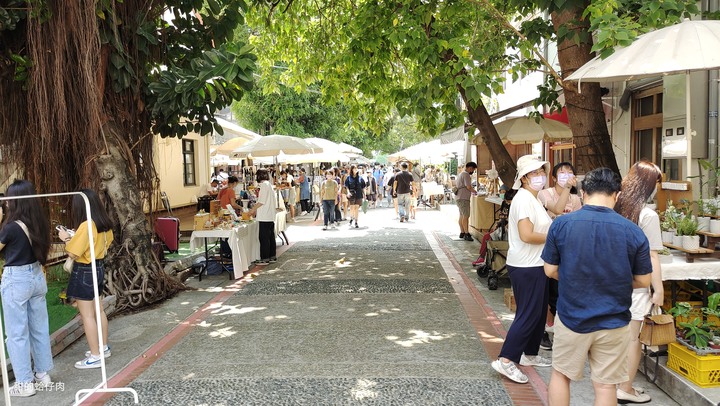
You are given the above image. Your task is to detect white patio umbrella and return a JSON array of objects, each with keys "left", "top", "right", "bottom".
[
  {"left": 565, "top": 19, "right": 720, "bottom": 178},
  {"left": 231, "top": 134, "right": 323, "bottom": 158},
  {"left": 213, "top": 119, "right": 260, "bottom": 155},
  {"left": 472, "top": 116, "right": 572, "bottom": 145},
  {"left": 337, "top": 142, "right": 363, "bottom": 154}
]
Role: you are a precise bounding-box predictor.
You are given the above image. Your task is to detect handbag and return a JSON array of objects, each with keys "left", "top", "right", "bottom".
[{"left": 639, "top": 305, "right": 675, "bottom": 346}]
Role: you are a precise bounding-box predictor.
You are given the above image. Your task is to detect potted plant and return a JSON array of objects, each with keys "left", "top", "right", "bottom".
[
  {"left": 663, "top": 201, "right": 682, "bottom": 244},
  {"left": 679, "top": 216, "right": 700, "bottom": 250},
  {"left": 697, "top": 199, "right": 712, "bottom": 232},
  {"left": 658, "top": 247, "right": 674, "bottom": 264}
]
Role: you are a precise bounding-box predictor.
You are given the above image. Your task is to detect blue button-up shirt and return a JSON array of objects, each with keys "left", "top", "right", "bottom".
[{"left": 541, "top": 205, "right": 652, "bottom": 333}]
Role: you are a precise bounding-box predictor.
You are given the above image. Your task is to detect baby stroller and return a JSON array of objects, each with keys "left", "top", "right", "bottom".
[
  {"left": 473, "top": 190, "right": 513, "bottom": 290},
  {"left": 476, "top": 238, "right": 508, "bottom": 290}
]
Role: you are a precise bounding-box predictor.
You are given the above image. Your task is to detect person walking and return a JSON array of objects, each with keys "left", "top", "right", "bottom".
[
  {"left": 344, "top": 165, "right": 366, "bottom": 228},
  {"left": 249, "top": 169, "right": 278, "bottom": 264},
  {"left": 59, "top": 189, "right": 114, "bottom": 370},
  {"left": 491, "top": 155, "right": 552, "bottom": 384},
  {"left": 537, "top": 162, "right": 583, "bottom": 350},
  {"left": 320, "top": 170, "right": 339, "bottom": 230},
  {"left": 0, "top": 180, "right": 54, "bottom": 396},
  {"left": 298, "top": 168, "right": 311, "bottom": 215},
  {"left": 614, "top": 161, "right": 664, "bottom": 404},
  {"left": 393, "top": 162, "right": 414, "bottom": 223},
  {"left": 542, "top": 167, "right": 652, "bottom": 406},
  {"left": 456, "top": 162, "right": 478, "bottom": 241}
]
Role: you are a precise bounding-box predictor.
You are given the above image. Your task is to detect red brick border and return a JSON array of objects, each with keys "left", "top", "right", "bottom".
[{"left": 432, "top": 231, "right": 548, "bottom": 406}]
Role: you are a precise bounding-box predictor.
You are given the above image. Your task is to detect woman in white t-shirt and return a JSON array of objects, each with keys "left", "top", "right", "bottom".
[
  {"left": 614, "top": 161, "right": 664, "bottom": 404},
  {"left": 491, "top": 155, "right": 553, "bottom": 384},
  {"left": 249, "top": 169, "right": 278, "bottom": 265}
]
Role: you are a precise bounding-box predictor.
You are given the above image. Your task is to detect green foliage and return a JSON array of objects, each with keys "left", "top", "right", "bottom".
[
  {"left": 246, "top": 0, "right": 521, "bottom": 137},
  {"left": 676, "top": 215, "right": 698, "bottom": 237},
  {"left": 0, "top": 1, "right": 26, "bottom": 31},
  {"left": 679, "top": 317, "right": 713, "bottom": 349},
  {"left": 668, "top": 301, "right": 692, "bottom": 319}
]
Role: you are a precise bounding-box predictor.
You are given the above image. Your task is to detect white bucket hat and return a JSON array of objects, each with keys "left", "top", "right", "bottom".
[{"left": 512, "top": 155, "right": 551, "bottom": 190}]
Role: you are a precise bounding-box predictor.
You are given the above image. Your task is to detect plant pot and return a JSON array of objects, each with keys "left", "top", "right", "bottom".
[
  {"left": 662, "top": 230, "right": 675, "bottom": 244},
  {"left": 711, "top": 220, "right": 720, "bottom": 234},
  {"left": 683, "top": 235, "right": 701, "bottom": 250},
  {"left": 698, "top": 216, "right": 711, "bottom": 232},
  {"left": 659, "top": 254, "right": 674, "bottom": 264},
  {"left": 672, "top": 234, "right": 684, "bottom": 247}
]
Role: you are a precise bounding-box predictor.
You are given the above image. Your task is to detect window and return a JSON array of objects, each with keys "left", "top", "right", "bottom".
[
  {"left": 631, "top": 87, "right": 663, "bottom": 167},
  {"left": 182, "top": 140, "right": 196, "bottom": 186}
]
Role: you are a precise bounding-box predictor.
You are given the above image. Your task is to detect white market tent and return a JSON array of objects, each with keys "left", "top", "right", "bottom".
[{"left": 388, "top": 139, "right": 464, "bottom": 165}]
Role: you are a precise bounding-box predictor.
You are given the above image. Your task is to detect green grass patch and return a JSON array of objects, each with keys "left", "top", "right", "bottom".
[{"left": 0, "top": 264, "right": 78, "bottom": 336}]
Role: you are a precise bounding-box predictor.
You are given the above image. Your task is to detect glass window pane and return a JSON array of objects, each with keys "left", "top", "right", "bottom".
[{"left": 634, "top": 129, "right": 654, "bottom": 161}]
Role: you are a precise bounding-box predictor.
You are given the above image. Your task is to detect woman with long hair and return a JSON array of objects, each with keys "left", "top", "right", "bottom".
[
  {"left": 0, "top": 180, "right": 53, "bottom": 396},
  {"left": 58, "top": 189, "right": 114, "bottom": 369},
  {"left": 614, "top": 160, "right": 664, "bottom": 404},
  {"left": 344, "top": 165, "right": 366, "bottom": 228},
  {"left": 491, "top": 155, "right": 553, "bottom": 384},
  {"left": 249, "top": 169, "right": 278, "bottom": 265}
]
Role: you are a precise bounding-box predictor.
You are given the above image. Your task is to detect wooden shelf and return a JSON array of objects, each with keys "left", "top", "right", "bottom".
[{"left": 663, "top": 242, "right": 720, "bottom": 263}]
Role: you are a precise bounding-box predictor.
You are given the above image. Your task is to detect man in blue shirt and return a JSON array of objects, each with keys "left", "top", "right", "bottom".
[{"left": 541, "top": 167, "right": 652, "bottom": 406}]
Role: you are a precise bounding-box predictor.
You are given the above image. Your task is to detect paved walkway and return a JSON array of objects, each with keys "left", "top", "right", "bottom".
[{"left": 11, "top": 204, "right": 678, "bottom": 405}]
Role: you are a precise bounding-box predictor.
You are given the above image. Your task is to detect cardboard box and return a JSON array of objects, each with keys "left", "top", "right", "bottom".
[
  {"left": 193, "top": 213, "right": 210, "bottom": 230},
  {"left": 209, "top": 200, "right": 221, "bottom": 215},
  {"left": 504, "top": 288, "right": 516, "bottom": 312}
]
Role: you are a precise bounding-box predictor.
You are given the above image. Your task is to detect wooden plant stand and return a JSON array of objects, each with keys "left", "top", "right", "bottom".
[{"left": 663, "top": 239, "right": 720, "bottom": 263}]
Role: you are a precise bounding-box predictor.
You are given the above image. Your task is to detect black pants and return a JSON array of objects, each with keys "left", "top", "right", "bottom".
[
  {"left": 335, "top": 205, "right": 342, "bottom": 221},
  {"left": 259, "top": 221, "right": 276, "bottom": 260},
  {"left": 300, "top": 199, "right": 310, "bottom": 212}
]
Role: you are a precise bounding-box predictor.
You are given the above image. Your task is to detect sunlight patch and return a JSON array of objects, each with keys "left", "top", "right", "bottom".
[
  {"left": 209, "top": 326, "right": 236, "bottom": 338},
  {"left": 350, "top": 378, "right": 378, "bottom": 400},
  {"left": 386, "top": 329, "right": 456, "bottom": 347}
]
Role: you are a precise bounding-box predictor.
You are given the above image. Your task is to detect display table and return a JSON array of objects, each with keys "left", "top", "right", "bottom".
[
  {"left": 190, "top": 221, "right": 261, "bottom": 279},
  {"left": 662, "top": 251, "right": 720, "bottom": 307},
  {"left": 468, "top": 195, "right": 496, "bottom": 237},
  {"left": 275, "top": 209, "right": 288, "bottom": 245},
  {"left": 421, "top": 182, "right": 445, "bottom": 196}
]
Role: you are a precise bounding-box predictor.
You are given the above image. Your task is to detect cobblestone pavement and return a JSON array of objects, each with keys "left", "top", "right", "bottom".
[{"left": 9, "top": 204, "right": 678, "bottom": 405}]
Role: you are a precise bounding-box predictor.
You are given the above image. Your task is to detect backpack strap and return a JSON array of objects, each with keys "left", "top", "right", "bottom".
[{"left": 15, "top": 220, "right": 31, "bottom": 246}]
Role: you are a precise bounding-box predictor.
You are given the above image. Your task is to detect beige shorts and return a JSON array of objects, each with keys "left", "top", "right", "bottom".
[
  {"left": 630, "top": 288, "right": 652, "bottom": 321},
  {"left": 552, "top": 316, "right": 629, "bottom": 384},
  {"left": 457, "top": 199, "right": 470, "bottom": 217}
]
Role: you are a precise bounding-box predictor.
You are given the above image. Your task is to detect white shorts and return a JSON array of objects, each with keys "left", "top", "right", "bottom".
[{"left": 629, "top": 288, "right": 652, "bottom": 321}]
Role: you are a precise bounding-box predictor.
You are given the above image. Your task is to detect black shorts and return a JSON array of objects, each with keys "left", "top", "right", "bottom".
[
  {"left": 66, "top": 261, "right": 105, "bottom": 301},
  {"left": 348, "top": 196, "right": 364, "bottom": 205}
]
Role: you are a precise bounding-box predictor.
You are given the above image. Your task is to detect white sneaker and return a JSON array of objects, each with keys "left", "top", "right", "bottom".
[
  {"left": 34, "top": 372, "right": 51, "bottom": 388},
  {"left": 75, "top": 355, "right": 103, "bottom": 369},
  {"left": 85, "top": 345, "right": 111, "bottom": 359},
  {"left": 9, "top": 382, "right": 36, "bottom": 397},
  {"left": 300, "top": 211, "right": 307, "bottom": 216},
  {"left": 491, "top": 359, "right": 528, "bottom": 384},
  {"left": 520, "top": 354, "right": 552, "bottom": 367}
]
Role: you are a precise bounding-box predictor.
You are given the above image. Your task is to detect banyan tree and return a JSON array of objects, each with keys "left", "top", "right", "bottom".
[{"left": 0, "top": 0, "right": 256, "bottom": 311}]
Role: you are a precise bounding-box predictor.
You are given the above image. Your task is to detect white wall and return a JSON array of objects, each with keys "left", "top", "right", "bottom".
[{"left": 153, "top": 131, "right": 211, "bottom": 209}]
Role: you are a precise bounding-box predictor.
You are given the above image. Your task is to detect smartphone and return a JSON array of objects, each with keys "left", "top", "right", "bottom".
[{"left": 56, "top": 225, "right": 75, "bottom": 237}]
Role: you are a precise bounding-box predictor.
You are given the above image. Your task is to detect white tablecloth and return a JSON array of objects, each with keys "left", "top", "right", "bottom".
[
  {"left": 662, "top": 253, "right": 720, "bottom": 280},
  {"left": 275, "top": 210, "right": 287, "bottom": 235},
  {"left": 484, "top": 196, "right": 503, "bottom": 205},
  {"left": 421, "top": 182, "right": 445, "bottom": 196},
  {"left": 189, "top": 221, "right": 260, "bottom": 279}
]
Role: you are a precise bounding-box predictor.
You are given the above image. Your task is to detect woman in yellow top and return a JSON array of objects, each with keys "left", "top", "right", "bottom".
[
  {"left": 320, "top": 170, "right": 339, "bottom": 230},
  {"left": 58, "top": 189, "right": 114, "bottom": 370}
]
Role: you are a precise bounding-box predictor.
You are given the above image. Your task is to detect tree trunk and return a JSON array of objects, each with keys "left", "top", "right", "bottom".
[
  {"left": 552, "top": 6, "right": 620, "bottom": 175},
  {"left": 96, "top": 124, "right": 184, "bottom": 312},
  {"left": 457, "top": 87, "right": 516, "bottom": 186}
]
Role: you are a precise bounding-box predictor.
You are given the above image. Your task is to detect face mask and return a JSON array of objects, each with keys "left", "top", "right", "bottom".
[
  {"left": 529, "top": 175, "right": 546, "bottom": 191},
  {"left": 648, "top": 188, "right": 657, "bottom": 202},
  {"left": 557, "top": 173, "right": 573, "bottom": 187}
]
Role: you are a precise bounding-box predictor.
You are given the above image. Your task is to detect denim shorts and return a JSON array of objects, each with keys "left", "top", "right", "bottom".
[{"left": 66, "top": 261, "right": 105, "bottom": 301}]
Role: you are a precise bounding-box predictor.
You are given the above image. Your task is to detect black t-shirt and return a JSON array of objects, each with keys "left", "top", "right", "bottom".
[
  {"left": 0, "top": 221, "right": 37, "bottom": 266},
  {"left": 395, "top": 171, "right": 414, "bottom": 194}
]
